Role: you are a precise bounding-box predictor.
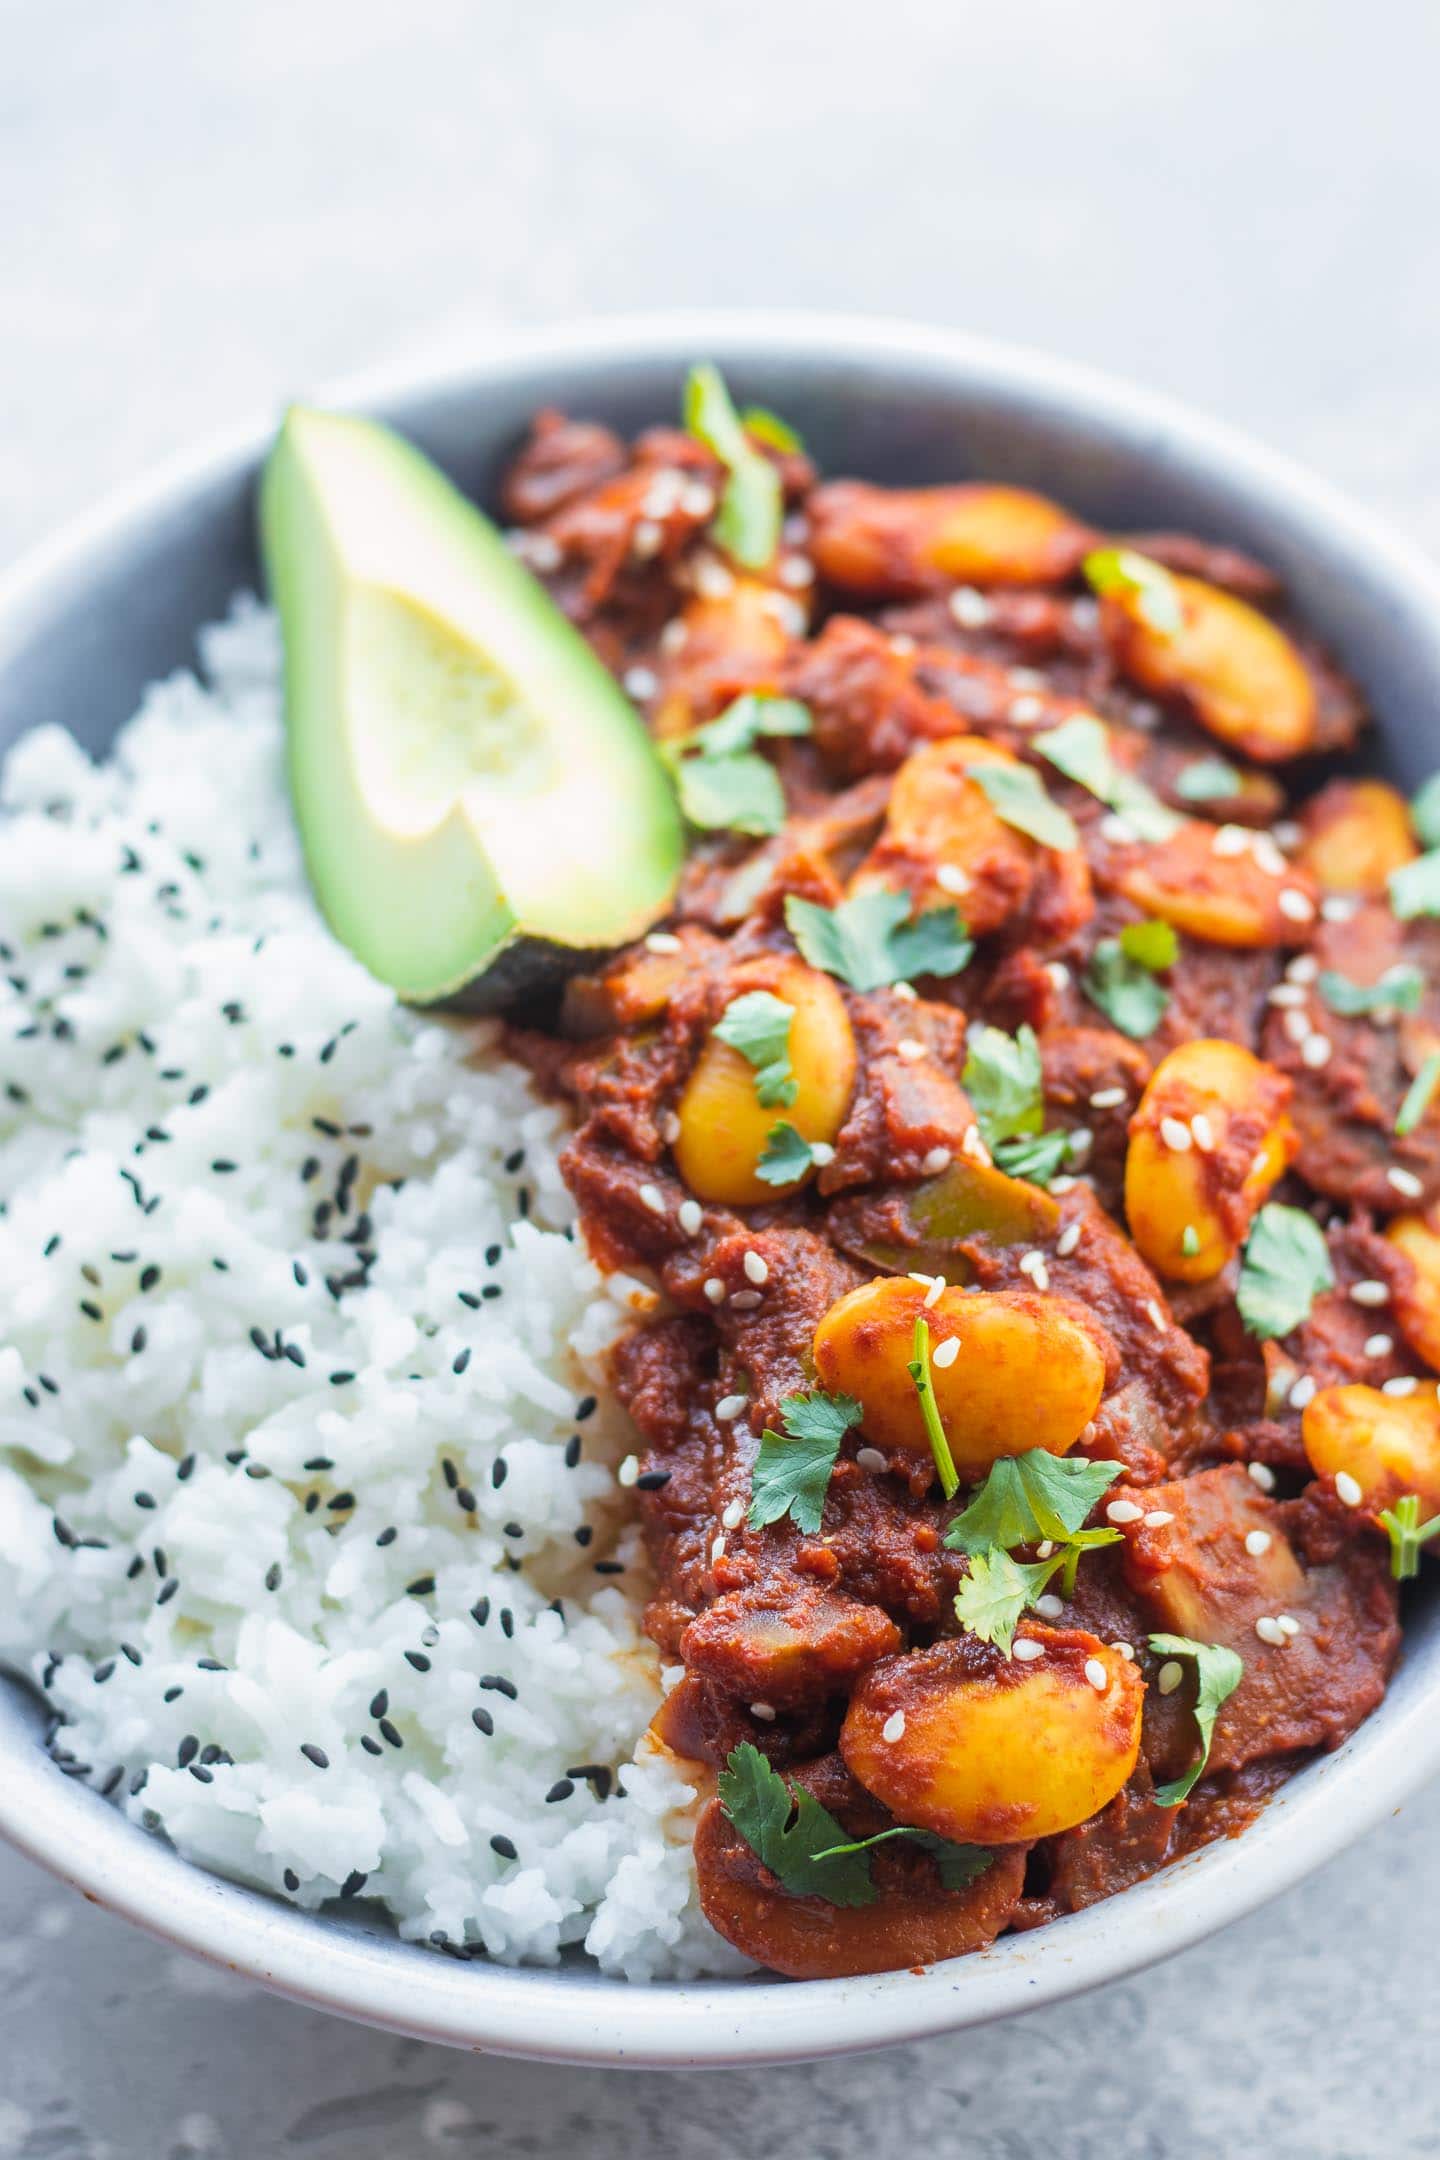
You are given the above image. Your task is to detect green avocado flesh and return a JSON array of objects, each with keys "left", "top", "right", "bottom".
[{"left": 259, "top": 407, "right": 684, "bottom": 1007}]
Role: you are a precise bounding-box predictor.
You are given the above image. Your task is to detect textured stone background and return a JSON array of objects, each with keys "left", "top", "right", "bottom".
[{"left": 2, "top": 1, "right": 1437, "bottom": 2152}]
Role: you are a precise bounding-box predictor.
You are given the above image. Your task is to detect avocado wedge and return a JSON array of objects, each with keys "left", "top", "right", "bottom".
[{"left": 259, "top": 407, "right": 683, "bottom": 1008}]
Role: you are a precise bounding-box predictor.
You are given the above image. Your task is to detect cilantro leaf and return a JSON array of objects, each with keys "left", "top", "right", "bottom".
[
  {"left": 1397, "top": 1051, "right": 1440, "bottom": 1138},
  {"left": 755, "top": 1119, "right": 820, "bottom": 1187},
  {"left": 1119, "top": 918, "right": 1180, "bottom": 970},
  {"left": 970, "top": 760, "right": 1079, "bottom": 851},
  {"left": 677, "top": 692, "right": 812, "bottom": 760},
  {"left": 1236, "top": 1204, "right": 1334, "bottom": 1341},
  {"left": 1412, "top": 773, "right": 1440, "bottom": 851},
  {"left": 953, "top": 1547, "right": 1062, "bottom": 1656},
  {"left": 908, "top": 1315, "right": 959, "bottom": 1501},
  {"left": 673, "top": 750, "right": 786, "bottom": 836},
  {"left": 992, "top": 1128, "right": 1073, "bottom": 1188},
  {"left": 1147, "top": 1634, "right": 1244, "bottom": 1805},
  {"left": 809, "top": 1824, "right": 993, "bottom": 1890},
  {"left": 717, "top": 1743, "right": 874, "bottom": 1905},
  {"left": 714, "top": 990, "right": 797, "bottom": 1107},
  {"left": 1084, "top": 938, "right": 1171, "bottom": 1039},
  {"left": 1389, "top": 849, "right": 1440, "bottom": 921},
  {"left": 740, "top": 404, "right": 805, "bottom": 456},
  {"left": 1377, "top": 1492, "right": 1440, "bottom": 1580},
  {"left": 943, "top": 1450, "right": 1123, "bottom": 1555},
  {"left": 1175, "top": 754, "right": 1244, "bottom": 803},
  {"left": 682, "top": 364, "right": 782, "bottom": 569},
  {"left": 1034, "top": 713, "right": 1181, "bottom": 844},
  {"left": 1317, "top": 964, "right": 1424, "bottom": 1017},
  {"left": 747, "top": 1388, "right": 862, "bottom": 1532},
  {"left": 784, "top": 890, "right": 973, "bottom": 992},
  {"left": 962, "top": 1022, "right": 1044, "bottom": 1148},
  {"left": 1083, "top": 546, "right": 1184, "bottom": 636}
]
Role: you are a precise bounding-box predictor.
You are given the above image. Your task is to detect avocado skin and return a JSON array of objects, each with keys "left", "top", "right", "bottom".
[{"left": 259, "top": 406, "right": 684, "bottom": 1010}]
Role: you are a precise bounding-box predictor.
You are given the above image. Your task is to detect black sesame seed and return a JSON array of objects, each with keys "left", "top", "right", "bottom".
[
  {"left": 304, "top": 1457, "right": 333, "bottom": 1473},
  {"left": 328, "top": 1371, "right": 356, "bottom": 1387},
  {"left": 360, "top": 1734, "right": 383, "bottom": 1757},
  {"left": 211, "top": 1160, "right": 237, "bottom": 1175},
  {"left": 341, "top": 1870, "right": 367, "bottom": 1898},
  {"left": 499, "top": 1609, "right": 514, "bottom": 1640},
  {"left": 636, "top": 1470, "right": 671, "bottom": 1491},
  {"left": 304, "top": 1492, "right": 319, "bottom": 1514},
  {"left": 292, "top": 1261, "right": 309, "bottom": 1288},
  {"left": 375, "top": 1526, "right": 397, "bottom": 1548},
  {"left": 481, "top": 1284, "right": 502, "bottom": 1301},
  {"left": 575, "top": 1395, "right": 598, "bottom": 1422},
  {"left": 457, "top": 1290, "right": 481, "bottom": 1311},
  {"left": 471, "top": 1706, "right": 494, "bottom": 1736},
  {"left": 545, "top": 1779, "right": 574, "bottom": 1804},
  {"left": 177, "top": 1735, "right": 199, "bottom": 1767},
  {"left": 327, "top": 1492, "right": 355, "bottom": 1512},
  {"left": 471, "top": 1598, "right": 490, "bottom": 1627},
  {"left": 403, "top": 1650, "right": 431, "bottom": 1673},
  {"left": 139, "top": 1265, "right": 161, "bottom": 1292},
  {"left": 196, "top": 1658, "right": 226, "bottom": 1672},
  {"left": 406, "top": 1576, "right": 436, "bottom": 1598},
  {"left": 594, "top": 1560, "right": 625, "bottom": 1575},
  {"left": 130, "top": 1327, "right": 148, "bottom": 1355},
  {"left": 300, "top": 1743, "right": 329, "bottom": 1769},
  {"left": 485, "top": 1243, "right": 502, "bottom": 1267},
  {"left": 370, "top": 1690, "right": 389, "bottom": 1719},
  {"left": 491, "top": 1457, "right": 508, "bottom": 1489},
  {"left": 573, "top": 1524, "right": 593, "bottom": 1548},
  {"left": 503, "top": 1522, "right": 524, "bottom": 1540},
  {"left": 120, "top": 1642, "right": 141, "bottom": 1667},
  {"left": 504, "top": 1148, "right": 524, "bottom": 1174},
  {"left": 79, "top": 1300, "right": 103, "bottom": 1322},
  {"left": 564, "top": 1436, "right": 581, "bottom": 1469},
  {"left": 479, "top": 1675, "right": 517, "bottom": 1700},
  {"left": 379, "top": 1718, "right": 403, "bottom": 1749},
  {"left": 283, "top": 1868, "right": 300, "bottom": 1892},
  {"left": 451, "top": 1348, "right": 471, "bottom": 1376},
  {"left": 188, "top": 1764, "right": 214, "bottom": 1784},
  {"left": 134, "top": 1491, "right": 156, "bottom": 1511},
  {"left": 490, "top": 1834, "right": 517, "bottom": 1860},
  {"left": 155, "top": 1578, "right": 179, "bottom": 1606},
  {"left": 456, "top": 1487, "right": 477, "bottom": 1512},
  {"left": 265, "top": 1563, "right": 282, "bottom": 1592},
  {"left": 92, "top": 1660, "right": 115, "bottom": 1685},
  {"left": 441, "top": 1458, "right": 459, "bottom": 1490}
]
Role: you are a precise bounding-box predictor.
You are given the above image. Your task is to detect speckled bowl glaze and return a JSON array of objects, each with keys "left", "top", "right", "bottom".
[{"left": 1, "top": 313, "right": 1437, "bottom": 2067}]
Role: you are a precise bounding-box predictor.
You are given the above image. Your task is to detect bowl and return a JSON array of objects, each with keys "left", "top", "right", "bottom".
[{"left": 1, "top": 312, "right": 1438, "bottom": 2067}]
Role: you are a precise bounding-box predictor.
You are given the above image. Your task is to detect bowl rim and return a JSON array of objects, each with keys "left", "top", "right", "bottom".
[{"left": 3, "top": 307, "right": 1440, "bottom": 2068}]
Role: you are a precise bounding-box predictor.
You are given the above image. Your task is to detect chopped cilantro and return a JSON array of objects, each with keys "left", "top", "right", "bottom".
[
  {"left": 992, "top": 1128, "right": 1073, "bottom": 1188},
  {"left": 810, "top": 1825, "right": 993, "bottom": 1891},
  {"left": 717, "top": 1743, "right": 873, "bottom": 1904},
  {"left": 1085, "top": 937, "right": 1171, "bottom": 1039},
  {"left": 962, "top": 1022, "right": 1044, "bottom": 1148},
  {"left": 1119, "top": 918, "right": 1180, "bottom": 970},
  {"left": 784, "top": 889, "right": 973, "bottom": 992},
  {"left": 1397, "top": 1051, "right": 1440, "bottom": 1138},
  {"left": 740, "top": 404, "right": 805, "bottom": 456},
  {"left": 714, "top": 990, "right": 796, "bottom": 1108},
  {"left": 952, "top": 1547, "right": 1064, "bottom": 1657},
  {"left": 1034, "top": 713, "right": 1181, "bottom": 843},
  {"left": 908, "top": 1315, "right": 959, "bottom": 1501},
  {"left": 1083, "top": 546, "right": 1184, "bottom": 636},
  {"left": 970, "top": 760, "right": 1078, "bottom": 851},
  {"left": 1317, "top": 964, "right": 1424, "bottom": 1017},
  {"left": 1377, "top": 1492, "right": 1440, "bottom": 1581},
  {"left": 1147, "top": 1634, "right": 1244, "bottom": 1805},
  {"left": 682, "top": 364, "right": 782, "bottom": 569},
  {"left": 1389, "top": 849, "right": 1440, "bottom": 921},
  {"left": 673, "top": 751, "right": 786, "bottom": 836},
  {"left": 676, "top": 693, "right": 812, "bottom": 760},
  {"left": 1236, "top": 1204, "right": 1334, "bottom": 1341},
  {"left": 1175, "top": 754, "right": 1244, "bottom": 803},
  {"left": 1411, "top": 773, "right": 1440, "bottom": 851},
  {"left": 943, "top": 1450, "right": 1123, "bottom": 1555},
  {"left": 747, "top": 1388, "right": 862, "bottom": 1533},
  {"left": 755, "top": 1119, "right": 821, "bottom": 1187}
]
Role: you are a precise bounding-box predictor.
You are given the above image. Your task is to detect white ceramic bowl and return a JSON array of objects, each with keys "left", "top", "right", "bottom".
[{"left": 1, "top": 313, "right": 1437, "bottom": 2067}]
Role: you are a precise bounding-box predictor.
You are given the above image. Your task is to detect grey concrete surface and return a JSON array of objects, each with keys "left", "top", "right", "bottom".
[{"left": 2, "top": 1, "right": 1438, "bottom": 2152}]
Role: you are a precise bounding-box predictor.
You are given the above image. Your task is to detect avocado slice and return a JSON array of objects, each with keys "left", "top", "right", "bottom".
[{"left": 259, "top": 407, "right": 683, "bottom": 1008}]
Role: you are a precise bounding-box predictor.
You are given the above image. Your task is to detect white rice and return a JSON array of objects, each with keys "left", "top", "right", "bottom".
[{"left": 0, "top": 598, "right": 740, "bottom": 1979}]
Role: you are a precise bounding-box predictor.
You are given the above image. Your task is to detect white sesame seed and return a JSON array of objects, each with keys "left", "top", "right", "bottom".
[
  {"left": 715, "top": 1394, "right": 748, "bottom": 1421},
  {"left": 1089, "top": 1087, "right": 1127, "bottom": 1110},
  {"left": 1066, "top": 1127, "right": 1093, "bottom": 1163},
  {"left": 623, "top": 665, "right": 659, "bottom": 700},
  {"left": 1012, "top": 1639, "right": 1044, "bottom": 1663},
  {"left": 764, "top": 593, "right": 808, "bottom": 637},
  {"left": 1301, "top": 1033, "right": 1333, "bottom": 1070},
  {"left": 778, "top": 554, "right": 815, "bottom": 589},
  {"left": 1009, "top": 695, "right": 1045, "bottom": 726},
  {"left": 1286, "top": 953, "right": 1319, "bottom": 984},
  {"left": 1056, "top": 1222, "right": 1082, "bottom": 1258},
  {"left": 891, "top": 980, "right": 919, "bottom": 1002},
  {"left": 1161, "top": 1116, "right": 1193, "bottom": 1152},
  {"left": 1335, "top": 1470, "right": 1364, "bottom": 1507},
  {"left": 680, "top": 480, "right": 716, "bottom": 520},
  {"left": 896, "top": 1038, "right": 927, "bottom": 1062},
  {"left": 1145, "top": 1299, "right": 1168, "bottom": 1334},
  {"left": 1111, "top": 1640, "right": 1136, "bottom": 1661},
  {"left": 856, "top": 1447, "right": 887, "bottom": 1473},
  {"left": 1387, "top": 1167, "right": 1424, "bottom": 1199},
  {"left": 909, "top": 1270, "right": 938, "bottom": 1289},
  {"left": 1046, "top": 960, "right": 1072, "bottom": 991},
  {"left": 1276, "top": 1613, "right": 1300, "bottom": 1638},
  {"left": 1100, "top": 813, "right": 1140, "bottom": 845},
  {"left": 1035, "top": 1594, "right": 1065, "bottom": 1620},
  {"left": 646, "top": 931, "right": 682, "bottom": 954},
  {"left": 889, "top": 633, "right": 916, "bottom": 656},
  {"left": 962, "top": 1125, "right": 992, "bottom": 1164},
  {"left": 922, "top": 1146, "right": 953, "bottom": 1175},
  {"left": 1252, "top": 834, "right": 1289, "bottom": 878},
  {"left": 809, "top": 1141, "right": 836, "bottom": 1166},
  {"left": 660, "top": 1111, "right": 683, "bottom": 1147},
  {"left": 632, "top": 519, "right": 664, "bottom": 560},
  {"left": 749, "top": 1700, "right": 776, "bottom": 1721},
  {"left": 638, "top": 1184, "right": 666, "bottom": 1216},
  {"left": 1244, "top": 1528, "right": 1272, "bottom": 1557},
  {"left": 1383, "top": 1375, "right": 1419, "bottom": 1397},
  {"left": 1035, "top": 1540, "right": 1056, "bottom": 1560},
  {"left": 1254, "top": 1616, "right": 1286, "bottom": 1646},
  {"left": 694, "top": 557, "right": 735, "bottom": 600},
  {"left": 743, "top": 1250, "right": 769, "bottom": 1286},
  {"left": 882, "top": 1710, "right": 907, "bottom": 1742},
  {"left": 721, "top": 1499, "right": 746, "bottom": 1531},
  {"left": 1213, "top": 823, "right": 1251, "bottom": 857},
  {"left": 703, "top": 1277, "right": 727, "bottom": 1305},
  {"left": 1321, "top": 894, "right": 1359, "bottom": 922},
  {"left": 677, "top": 1198, "right": 703, "bottom": 1235},
  {"left": 658, "top": 618, "right": 689, "bottom": 655},
  {"left": 1273, "top": 820, "right": 1303, "bottom": 851},
  {"left": 1349, "top": 1280, "right": 1390, "bottom": 1308},
  {"left": 642, "top": 471, "right": 685, "bottom": 518},
  {"left": 1247, "top": 1460, "right": 1277, "bottom": 1492},
  {"left": 1278, "top": 887, "right": 1316, "bottom": 924},
  {"left": 618, "top": 1454, "right": 640, "bottom": 1488},
  {"left": 936, "top": 863, "right": 970, "bottom": 895},
  {"left": 1158, "top": 1660, "right": 1183, "bottom": 1696},
  {"left": 1282, "top": 1007, "right": 1313, "bottom": 1045},
  {"left": 1050, "top": 1175, "right": 1078, "bottom": 1194},
  {"left": 1268, "top": 983, "right": 1307, "bottom": 1008},
  {"left": 710, "top": 1535, "right": 726, "bottom": 1564},
  {"left": 1363, "top": 1333, "right": 1395, "bottom": 1360},
  {"left": 1009, "top": 666, "right": 1048, "bottom": 691},
  {"left": 1288, "top": 1374, "right": 1317, "bottom": 1411},
  {"left": 924, "top": 1274, "right": 945, "bottom": 1309},
  {"left": 1143, "top": 1510, "right": 1175, "bottom": 1528},
  {"left": 1106, "top": 1499, "right": 1144, "bottom": 1524},
  {"left": 1084, "top": 1658, "right": 1109, "bottom": 1692},
  {"left": 949, "top": 586, "right": 992, "bottom": 629},
  {"left": 728, "top": 1289, "right": 763, "bottom": 1312},
  {"left": 931, "top": 1336, "right": 960, "bottom": 1369},
  {"left": 1190, "top": 1113, "right": 1216, "bottom": 1152}
]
